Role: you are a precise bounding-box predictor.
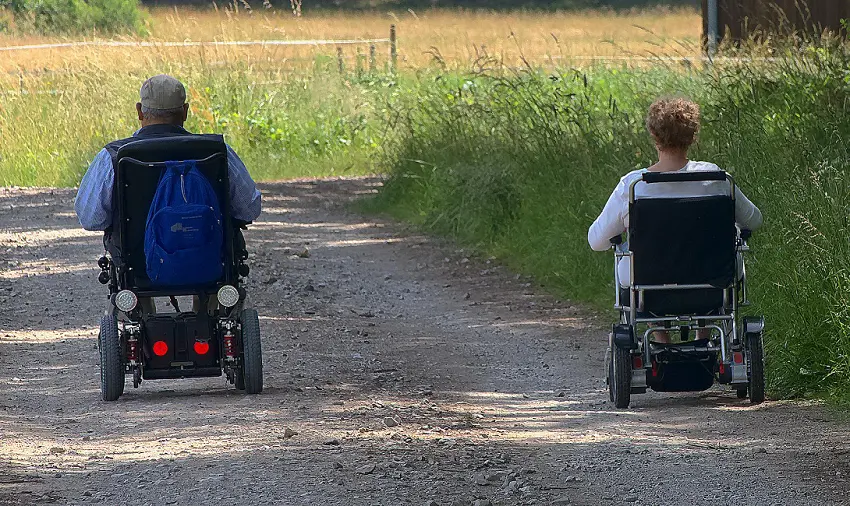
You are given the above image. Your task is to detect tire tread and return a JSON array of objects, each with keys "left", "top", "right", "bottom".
[
  {"left": 240, "top": 308, "right": 263, "bottom": 394},
  {"left": 99, "top": 314, "right": 125, "bottom": 401}
]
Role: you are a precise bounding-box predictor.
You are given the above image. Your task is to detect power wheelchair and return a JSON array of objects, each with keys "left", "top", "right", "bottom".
[
  {"left": 605, "top": 170, "right": 765, "bottom": 409},
  {"left": 95, "top": 135, "right": 262, "bottom": 401}
]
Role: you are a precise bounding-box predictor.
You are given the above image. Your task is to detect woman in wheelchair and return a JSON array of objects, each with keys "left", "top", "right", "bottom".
[{"left": 587, "top": 97, "right": 766, "bottom": 407}]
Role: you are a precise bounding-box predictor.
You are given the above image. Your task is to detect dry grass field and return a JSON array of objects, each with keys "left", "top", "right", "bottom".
[
  {"left": 0, "top": 6, "right": 702, "bottom": 187},
  {"left": 0, "top": 6, "right": 701, "bottom": 73}
]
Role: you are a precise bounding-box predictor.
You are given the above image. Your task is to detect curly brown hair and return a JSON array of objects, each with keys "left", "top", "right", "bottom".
[{"left": 646, "top": 97, "right": 700, "bottom": 152}]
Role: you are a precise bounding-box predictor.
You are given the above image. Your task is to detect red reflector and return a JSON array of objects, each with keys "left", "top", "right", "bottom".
[
  {"left": 632, "top": 356, "right": 643, "bottom": 369},
  {"left": 719, "top": 363, "right": 725, "bottom": 374},
  {"left": 153, "top": 340, "right": 168, "bottom": 356},
  {"left": 733, "top": 352, "right": 744, "bottom": 364},
  {"left": 194, "top": 341, "right": 210, "bottom": 355}
]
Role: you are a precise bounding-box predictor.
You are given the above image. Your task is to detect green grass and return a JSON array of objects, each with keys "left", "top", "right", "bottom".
[
  {"left": 368, "top": 38, "right": 850, "bottom": 400},
  {"left": 0, "top": 64, "right": 396, "bottom": 186},
  {"left": 2, "top": 0, "right": 144, "bottom": 34}
]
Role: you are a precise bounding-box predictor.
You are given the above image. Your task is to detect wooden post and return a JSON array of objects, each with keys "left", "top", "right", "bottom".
[
  {"left": 337, "top": 46, "right": 344, "bottom": 74},
  {"left": 356, "top": 46, "right": 363, "bottom": 76},
  {"left": 706, "top": 0, "right": 718, "bottom": 57},
  {"left": 369, "top": 44, "right": 376, "bottom": 73},
  {"left": 389, "top": 24, "right": 397, "bottom": 73}
]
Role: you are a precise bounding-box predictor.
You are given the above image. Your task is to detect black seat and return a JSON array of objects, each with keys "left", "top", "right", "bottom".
[
  {"left": 628, "top": 194, "right": 737, "bottom": 315},
  {"left": 113, "top": 135, "right": 236, "bottom": 294}
]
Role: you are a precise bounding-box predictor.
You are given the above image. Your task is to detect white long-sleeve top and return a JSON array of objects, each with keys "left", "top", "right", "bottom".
[{"left": 587, "top": 161, "right": 763, "bottom": 285}]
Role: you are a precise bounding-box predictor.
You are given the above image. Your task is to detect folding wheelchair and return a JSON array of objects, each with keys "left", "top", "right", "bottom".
[
  {"left": 606, "top": 170, "right": 765, "bottom": 409},
  {"left": 95, "top": 135, "right": 262, "bottom": 401}
]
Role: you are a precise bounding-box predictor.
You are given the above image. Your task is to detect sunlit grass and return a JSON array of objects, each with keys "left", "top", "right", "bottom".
[{"left": 0, "top": 6, "right": 701, "bottom": 72}]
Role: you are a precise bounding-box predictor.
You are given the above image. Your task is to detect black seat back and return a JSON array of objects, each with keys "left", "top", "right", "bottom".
[
  {"left": 629, "top": 195, "right": 736, "bottom": 314},
  {"left": 114, "top": 135, "right": 233, "bottom": 290}
]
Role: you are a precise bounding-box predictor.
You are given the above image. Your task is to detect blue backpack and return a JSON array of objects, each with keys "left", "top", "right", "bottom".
[{"left": 144, "top": 161, "right": 224, "bottom": 287}]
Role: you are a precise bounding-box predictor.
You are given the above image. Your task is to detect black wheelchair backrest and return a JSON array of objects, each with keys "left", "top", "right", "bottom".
[
  {"left": 629, "top": 195, "right": 736, "bottom": 288},
  {"left": 114, "top": 135, "right": 233, "bottom": 288}
]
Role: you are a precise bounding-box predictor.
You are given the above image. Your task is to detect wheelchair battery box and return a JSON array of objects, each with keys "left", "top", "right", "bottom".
[
  {"left": 142, "top": 313, "right": 220, "bottom": 375},
  {"left": 648, "top": 354, "right": 717, "bottom": 393}
]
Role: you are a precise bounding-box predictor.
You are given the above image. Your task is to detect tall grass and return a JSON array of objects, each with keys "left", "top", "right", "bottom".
[
  {"left": 0, "top": 63, "right": 395, "bottom": 186},
  {"left": 370, "top": 39, "right": 850, "bottom": 399}
]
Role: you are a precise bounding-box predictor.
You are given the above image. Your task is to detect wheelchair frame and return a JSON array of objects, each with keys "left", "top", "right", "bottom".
[
  {"left": 95, "top": 137, "right": 262, "bottom": 401},
  {"left": 606, "top": 171, "right": 765, "bottom": 408}
]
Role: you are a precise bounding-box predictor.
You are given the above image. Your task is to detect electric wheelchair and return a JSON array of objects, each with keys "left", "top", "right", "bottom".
[
  {"left": 95, "top": 135, "right": 262, "bottom": 401},
  {"left": 605, "top": 170, "right": 765, "bottom": 409}
]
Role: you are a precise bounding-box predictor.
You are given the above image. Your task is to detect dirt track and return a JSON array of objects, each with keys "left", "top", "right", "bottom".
[{"left": 1, "top": 178, "right": 848, "bottom": 506}]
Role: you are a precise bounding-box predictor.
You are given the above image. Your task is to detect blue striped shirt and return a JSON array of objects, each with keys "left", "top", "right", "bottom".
[{"left": 75, "top": 144, "right": 262, "bottom": 231}]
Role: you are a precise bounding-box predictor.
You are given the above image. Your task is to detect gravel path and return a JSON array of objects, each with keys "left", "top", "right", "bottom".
[{"left": 0, "top": 178, "right": 848, "bottom": 506}]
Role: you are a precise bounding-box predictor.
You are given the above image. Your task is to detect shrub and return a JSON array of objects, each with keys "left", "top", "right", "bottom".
[{"left": 4, "top": 0, "right": 144, "bottom": 34}]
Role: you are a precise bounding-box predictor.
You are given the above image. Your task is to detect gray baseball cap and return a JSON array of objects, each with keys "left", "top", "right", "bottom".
[{"left": 139, "top": 74, "right": 186, "bottom": 110}]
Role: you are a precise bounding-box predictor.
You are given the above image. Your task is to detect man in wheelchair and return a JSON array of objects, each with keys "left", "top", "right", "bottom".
[
  {"left": 588, "top": 98, "right": 765, "bottom": 408},
  {"left": 74, "top": 75, "right": 263, "bottom": 400}
]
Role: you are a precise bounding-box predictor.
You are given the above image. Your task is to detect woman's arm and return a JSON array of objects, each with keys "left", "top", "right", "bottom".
[
  {"left": 734, "top": 187, "right": 763, "bottom": 231},
  {"left": 588, "top": 180, "right": 628, "bottom": 251}
]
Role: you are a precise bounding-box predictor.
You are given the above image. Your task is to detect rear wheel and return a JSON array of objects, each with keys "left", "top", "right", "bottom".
[
  {"left": 747, "top": 332, "right": 765, "bottom": 404},
  {"left": 240, "top": 308, "right": 263, "bottom": 394},
  {"left": 609, "top": 340, "right": 632, "bottom": 409},
  {"left": 99, "top": 314, "right": 125, "bottom": 401}
]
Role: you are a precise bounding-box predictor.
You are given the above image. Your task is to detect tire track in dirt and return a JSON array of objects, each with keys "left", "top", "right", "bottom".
[{"left": 0, "top": 179, "right": 847, "bottom": 506}]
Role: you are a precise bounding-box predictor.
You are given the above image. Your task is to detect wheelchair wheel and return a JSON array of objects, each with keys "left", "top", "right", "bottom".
[
  {"left": 747, "top": 332, "right": 765, "bottom": 404},
  {"left": 240, "top": 308, "right": 263, "bottom": 395},
  {"left": 608, "top": 339, "right": 632, "bottom": 409},
  {"left": 736, "top": 387, "right": 748, "bottom": 399},
  {"left": 99, "top": 314, "right": 125, "bottom": 401}
]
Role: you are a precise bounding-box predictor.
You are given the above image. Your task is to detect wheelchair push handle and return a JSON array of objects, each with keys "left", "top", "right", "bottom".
[
  {"left": 642, "top": 171, "right": 727, "bottom": 184},
  {"left": 609, "top": 235, "right": 623, "bottom": 246}
]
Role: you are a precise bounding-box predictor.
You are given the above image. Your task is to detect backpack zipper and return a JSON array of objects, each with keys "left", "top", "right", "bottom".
[{"left": 180, "top": 172, "right": 188, "bottom": 203}]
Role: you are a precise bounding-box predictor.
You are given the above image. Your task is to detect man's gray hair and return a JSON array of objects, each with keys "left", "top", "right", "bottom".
[{"left": 140, "top": 105, "right": 185, "bottom": 121}]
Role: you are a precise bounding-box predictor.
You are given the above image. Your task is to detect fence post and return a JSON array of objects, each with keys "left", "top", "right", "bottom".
[
  {"left": 356, "top": 46, "right": 363, "bottom": 76},
  {"left": 706, "top": 0, "right": 718, "bottom": 58},
  {"left": 390, "top": 24, "right": 397, "bottom": 73},
  {"left": 369, "top": 44, "right": 376, "bottom": 73},
  {"left": 337, "top": 46, "right": 344, "bottom": 74}
]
